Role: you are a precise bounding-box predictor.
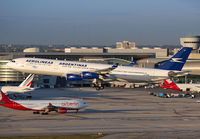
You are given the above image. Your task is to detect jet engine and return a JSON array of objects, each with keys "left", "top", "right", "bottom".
[
  {"left": 82, "top": 72, "right": 99, "bottom": 79},
  {"left": 66, "top": 74, "right": 82, "bottom": 81},
  {"left": 57, "top": 108, "right": 67, "bottom": 113}
]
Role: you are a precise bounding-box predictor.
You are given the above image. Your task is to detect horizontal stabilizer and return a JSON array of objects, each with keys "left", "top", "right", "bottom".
[{"left": 168, "top": 71, "right": 190, "bottom": 77}]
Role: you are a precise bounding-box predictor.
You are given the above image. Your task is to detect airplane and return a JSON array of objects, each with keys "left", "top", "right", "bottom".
[
  {"left": 160, "top": 79, "right": 200, "bottom": 93},
  {"left": 6, "top": 47, "right": 192, "bottom": 90},
  {"left": 1, "top": 74, "right": 35, "bottom": 95},
  {"left": 0, "top": 90, "right": 88, "bottom": 115},
  {"left": 127, "top": 60, "right": 137, "bottom": 66},
  {"left": 160, "top": 79, "right": 181, "bottom": 91}
]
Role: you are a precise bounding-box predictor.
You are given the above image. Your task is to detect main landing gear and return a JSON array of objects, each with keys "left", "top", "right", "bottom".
[
  {"left": 92, "top": 79, "right": 105, "bottom": 91},
  {"left": 33, "top": 111, "right": 48, "bottom": 115},
  {"left": 41, "top": 112, "right": 48, "bottom": 115},
  {"left": 33, "top": 111, "right": 40, "bottom": 114},
  {"left": 95, "top": 85, "right": 104, "bottom": 91}
]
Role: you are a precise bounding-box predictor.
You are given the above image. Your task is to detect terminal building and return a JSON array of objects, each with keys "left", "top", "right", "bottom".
[
  {"left": 0, "top": 60, "right": 23, "bottom": 85},
  {"left": 116, "top": 41, "right": 136, "bottom": 49},
  {"left": 180, "top": 36, "right": 200, "bottom": 52}
]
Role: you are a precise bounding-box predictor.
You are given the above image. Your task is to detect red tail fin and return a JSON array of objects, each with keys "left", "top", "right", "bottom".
[
  {"left": 160, "top": 79, "right": 181, "bottom": 91},
  {"left": 0, "top": 90, "right": 32, "bottom": 110},
  {"left": 0, "top": 90, "right": 11, "bottom": 102}
]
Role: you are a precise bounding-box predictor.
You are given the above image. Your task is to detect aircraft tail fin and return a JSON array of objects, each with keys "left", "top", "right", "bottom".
[
  {"left": 157, "top": 47, "right": 192, "bottom": 71},
  {"left": 0, "top": 90, "right": 11, "bottom": 103},
  {"left": 19, "top": 74, "right": 34, "bottom": 88},
  {"left": 160, "top": 79, "right": 181, "bottom": 91}
]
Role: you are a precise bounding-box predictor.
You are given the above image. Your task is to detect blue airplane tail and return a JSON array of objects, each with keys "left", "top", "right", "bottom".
[{"left": 157, "top": 47, "right": 193, "bottom": 71}]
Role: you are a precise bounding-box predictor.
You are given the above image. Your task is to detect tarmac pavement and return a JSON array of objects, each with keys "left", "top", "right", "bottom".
[{"left": 0, "top": 87, "right": 200, "bottom": 138}]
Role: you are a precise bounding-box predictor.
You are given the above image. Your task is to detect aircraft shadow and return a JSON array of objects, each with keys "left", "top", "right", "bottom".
[{"left": 80, "top": 108, "right": 158, "bottom": 114}]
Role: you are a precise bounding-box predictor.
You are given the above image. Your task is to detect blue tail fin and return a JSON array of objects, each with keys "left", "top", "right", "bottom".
[{"left": 157, "top": 47, "right": 192, "bottom": 71}]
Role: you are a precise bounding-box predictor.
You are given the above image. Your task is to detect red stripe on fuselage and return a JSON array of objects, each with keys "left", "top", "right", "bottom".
[
  {"left": 2, "top": 101, "right": 32, "bottom": 111},
  {"left": 0, "top": 93, "right": 39, "bottom": 111},
  {"left": 1, "top": 101, "right": 43, "bottom": 111}
]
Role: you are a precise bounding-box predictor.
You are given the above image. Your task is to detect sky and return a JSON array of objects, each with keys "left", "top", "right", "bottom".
[{"left": 0, "top": 0, "right": 200, "bottom": 46}]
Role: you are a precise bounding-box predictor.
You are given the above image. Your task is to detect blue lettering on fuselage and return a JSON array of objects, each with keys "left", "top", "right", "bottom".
[
  {"left": 26, "top": 59, "right": 53, "bottom": 64},
  {"left": 59, "top": 62, "right": 87, "bottom": 67}
]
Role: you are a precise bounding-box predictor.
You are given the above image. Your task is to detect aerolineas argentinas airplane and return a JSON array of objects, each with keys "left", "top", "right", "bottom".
[
  {"left": 0, "top": 90, "right": 88, "bottom": 115},
  {"left": 7, "top": 47, "right": 192, "bottom": 90},
  {"left": 1, "top": 74, "right": 35, "bottom": 95}
]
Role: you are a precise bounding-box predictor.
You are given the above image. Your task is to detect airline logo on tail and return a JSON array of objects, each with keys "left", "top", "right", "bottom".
[
  {"left": 160, "top": 79, "right": 181, "bottom": 91},
  {"left": 170, "top": 58, "right": 184, "bottom": 63},
  {"left": 157, "top": 47, "right": 193, "bottom": 71},
  {"left": 0, "top": 90, "right": 10, "bottom": 103},
  {"left": 19, "top": 74, "right": 34, "bottom": 88}
]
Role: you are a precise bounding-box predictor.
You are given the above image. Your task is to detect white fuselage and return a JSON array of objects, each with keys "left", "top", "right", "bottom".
[
  {"left": 1, "top": 86, "right": 34, "bottom": 94},
  {"left": 14, "top": 99, "right": 88, "bottom": 111},
  {"left": 7, "top": 58, "right": 172, "bottom": 83},
  {"left": 177, "top": 84, "right": 200, "bottom": 92}
]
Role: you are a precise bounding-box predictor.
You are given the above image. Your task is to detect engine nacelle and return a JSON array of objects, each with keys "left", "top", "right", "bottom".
[
  {"left": 57, "top": 108, "right": 67, "bottom": 114},
  {"left": 66, "top": 74, "right": 82, "bottom": 81},
  {"left": 82, "top": 72, "right": 99, "bottom": 79}
]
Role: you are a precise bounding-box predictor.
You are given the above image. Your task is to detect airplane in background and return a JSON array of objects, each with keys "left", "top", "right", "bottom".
[
  {"left": 1, "top": 74, "right": 35, "bottom": 95},
  {"left": 0, "top": 90, "right": 88, "bottom": 115},
  {"left": 7, "top": 47, "right": 192, "bottom": 90},
  {"left": 160, "top": 79, "right": 181, "bottom": 91},
  {"left": 161, "top": 79, "right": 200, "bottom": 93},
  {"left": 127, "top": 60, "right": 137, "bottom": 66}
]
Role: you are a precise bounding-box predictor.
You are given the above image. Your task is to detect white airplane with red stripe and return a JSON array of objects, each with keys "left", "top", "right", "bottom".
[
  {"left": 1, "top": 74, "right": 35, "bottom": 95},
  {"left": 161, "top": 79, "right": 200, "bottom": 93},
  {"left": 160, "top": 79, "right": 181, "bottom": 91},
  {"left": 0, "top": 90, "right": 88, "bottom": 114}
]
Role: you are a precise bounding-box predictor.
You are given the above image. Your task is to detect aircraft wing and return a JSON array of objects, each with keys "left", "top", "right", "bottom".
[
  {"left": 72, "top": 63, "right": 119, "bottom": 76},
  {"left": 42, "top": 103, "right": 64, "bottom": 112},
  {"left": 42, "top": 103, "right": 78, "bottom": 113},
  {"left": 92, "top": 63, "right": 119, "bottom": 75},
  {"left": 62, "top": 63, "right": 119, "bottom": 79}
]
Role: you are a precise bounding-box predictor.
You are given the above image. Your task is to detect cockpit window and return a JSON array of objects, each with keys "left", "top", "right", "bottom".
[{"left": 11, "top": 60, "right": 15, "bottom": 63}]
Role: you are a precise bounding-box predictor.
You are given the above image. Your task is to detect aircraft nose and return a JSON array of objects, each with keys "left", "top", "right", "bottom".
[
  {"left": 84, "top": 103, "right": 88, "bottom": 108},
  {"left": 6, "top": 60, "right": 16, "bottom": 68},
  {"left": 80, "top": 102, "right": 88, "bottom": 108},
  {"left": 6, "top": 61, "right": 12, "bottom": 68}
]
